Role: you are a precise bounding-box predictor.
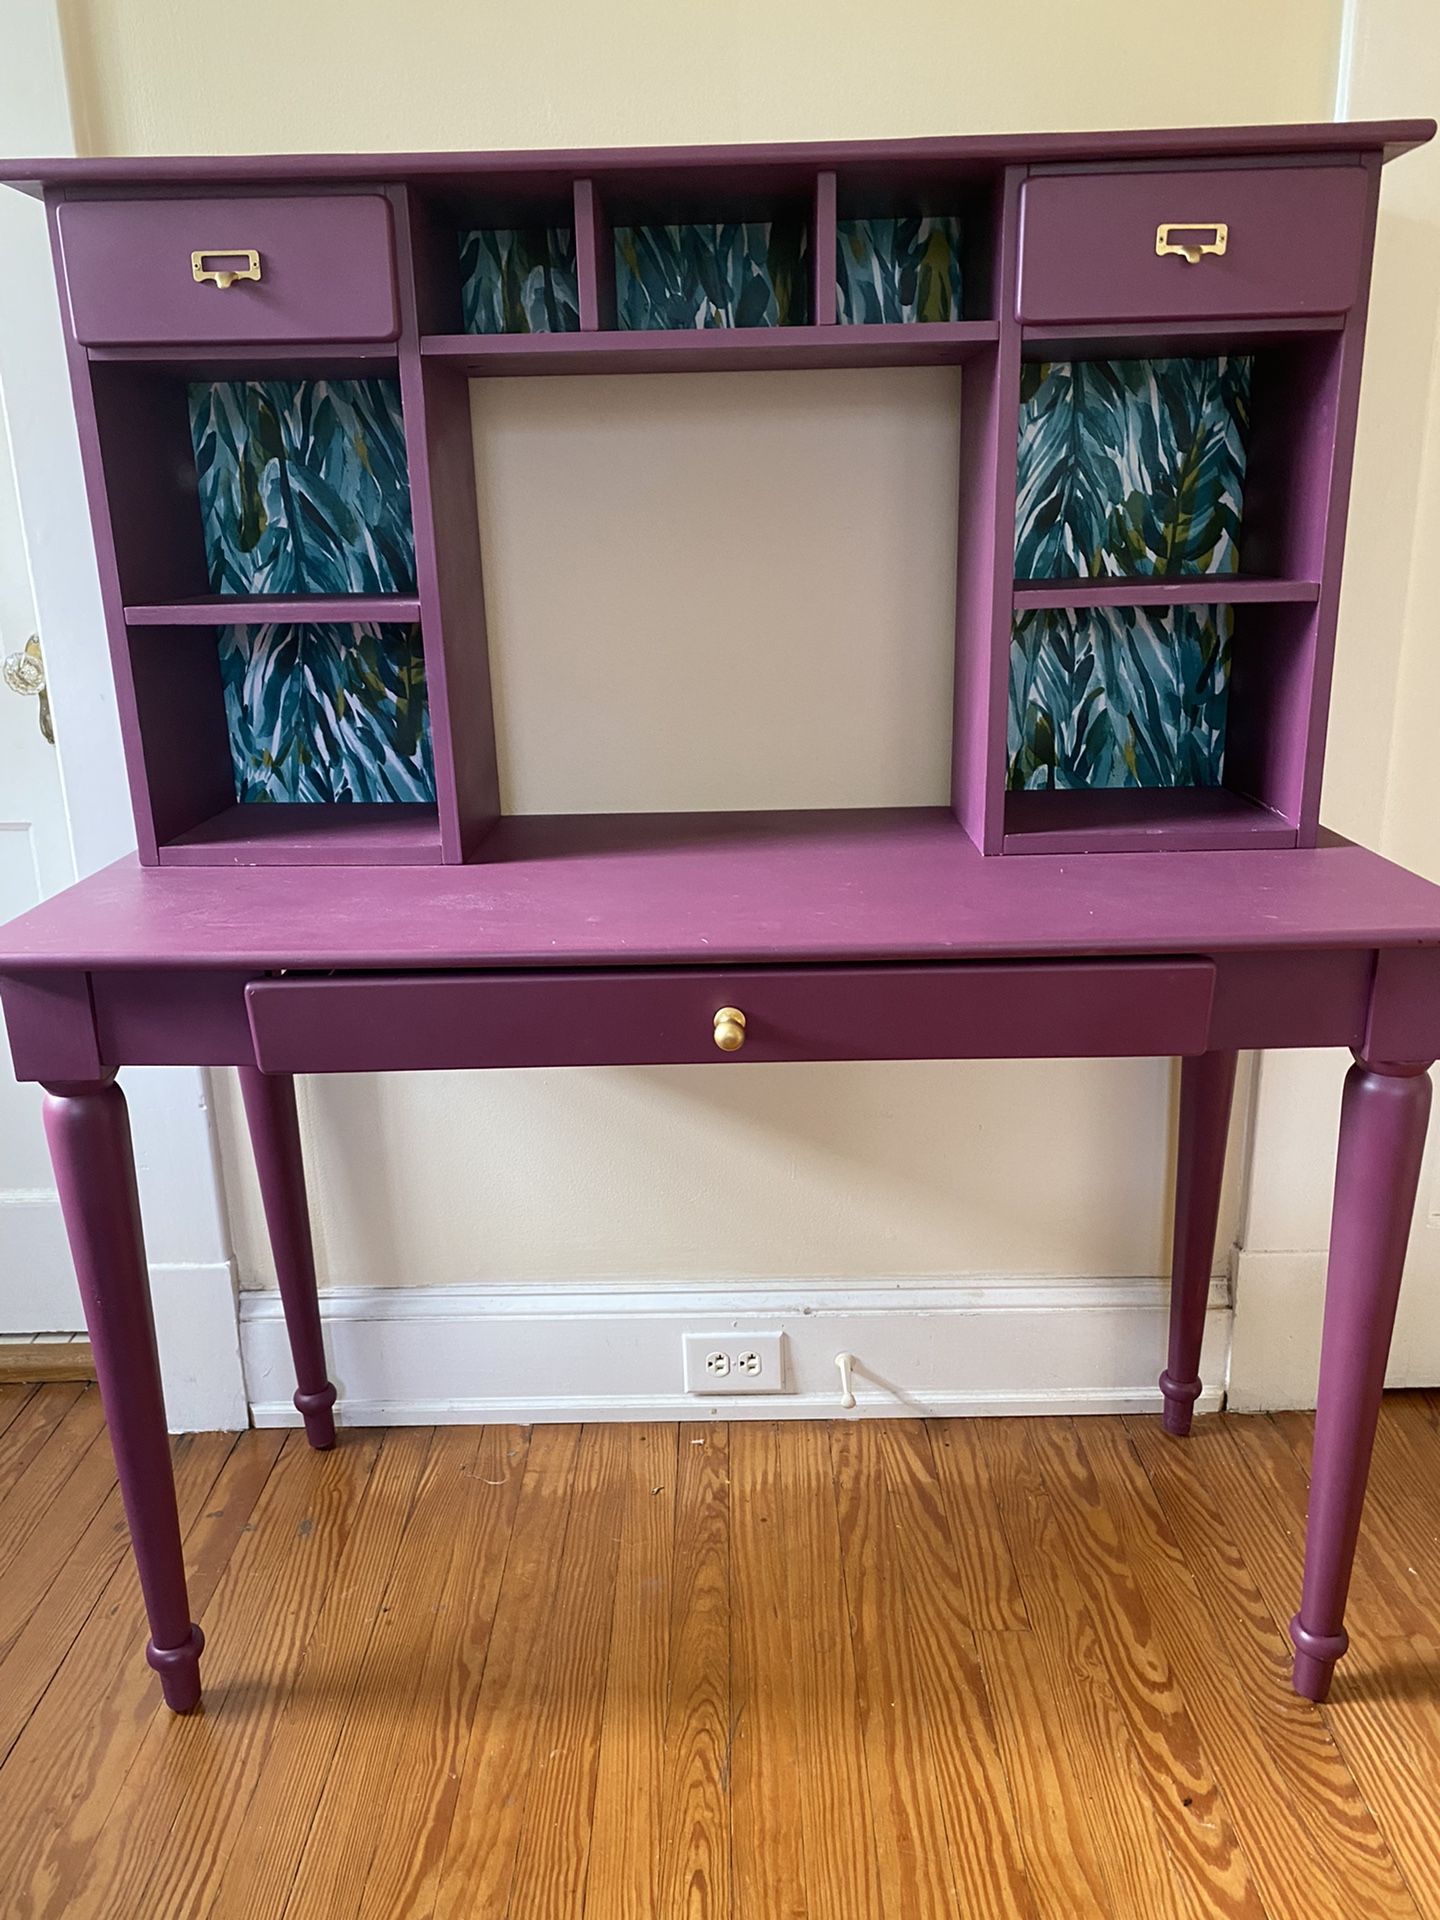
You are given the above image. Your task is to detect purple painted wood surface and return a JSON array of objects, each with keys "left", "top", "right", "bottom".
[
  {"left": 950, "top": 167, "right": 1024, "bottom": 854},
  {"left": 245, "top": 958, "right": 1216, "bottom": 1073},
  {"left": 417, "top": 319, "right": 997, "bottom": 375},
  {"left": 57, "top": 193, "right": 399, "bottom": 345},
  {"left": 158, "top": 802, "right": 440, "bottom": 867},
  {"left": 123, "top": 593, "right": 422, "bottom": 626},
  {"left": 812, "top": 171, "right": 838, "bottom": 326},
  {"left": 393, "top": 188, "right": 500, "bottom": 863},
  {"left": 1159, "top": 1050, "right": 1238, "bottom": 1435},
  {"left": 42, "top": 1078, "right": 204, "bottom": 1711},
  {"left": 574, "top": 177, "right": 614, "bottom": 331},
  {"left": 1011, "top": 576, "right": 1319, "bottom": 612},
  {"left": 1291, "top": 1056, "right": 1434, "bottom": 1699},
  {"left": 0, "top": 971, "right": 100, "bottom": 1081},
  {"left": 236, "top": 1067, "right": 336, "bottom": 1448},
  {"left": 1017, "top": 166, "right": 1372, "bottom": 323},
  {"left": 5, "top": 818, "right": 1440, "bottom": 974},
  {"left": 1002, "top": 788, "right": 1295, "bottom": 855},
  {"left": 4, "top": 120, "right": 1431, "bottom": 200}
]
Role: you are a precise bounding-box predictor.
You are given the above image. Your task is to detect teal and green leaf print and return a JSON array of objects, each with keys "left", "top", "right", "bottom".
[
  {"left": 1014, "top": 357, "right": 1251, "bottom": 580},
  {"left": 219, "top": 622, "right": 434, "bottom": 804},
  {"left": 1007, "top": 604, "right": 1232, "bottom": 790},
  {"left": 836, "top": 217, "right": 963, "bottom": 324},
  {"left": 190, "top": 379, "right": 416, "bottom": 596},
  {"left": 459, "top": 227, "right": 580, "bottom": 333},
  {"left": 614, "top": 222, "right": 808, "bottom": 329}
]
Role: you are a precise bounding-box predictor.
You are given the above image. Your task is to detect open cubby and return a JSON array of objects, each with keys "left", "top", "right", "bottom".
[
  {"left": 613, "top": 219, "right": 810, "bottom": 329},
  {"left": 836, "top": 217, "right": 964, "bottom": 325},
  {"left": 458, "top": 228, "right": 580, "bottom": 334}
]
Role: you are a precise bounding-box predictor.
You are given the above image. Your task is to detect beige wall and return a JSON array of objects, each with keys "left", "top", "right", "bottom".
[{"left": 58, "top": 1, "right": 1427, "bottom": 1337}]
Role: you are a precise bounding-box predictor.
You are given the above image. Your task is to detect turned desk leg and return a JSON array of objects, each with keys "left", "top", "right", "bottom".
[
  {"left": 1290, "top": 1053, "right": 1433, "bottom": 1701},
  {"left": 238, "top": 1066, "right": 337, "bottom": 1449},
  {"left": 42, "top": 1076, "right": 205, "bottom": 1712},
  {"left": 1159, "top": 1049, "right": 1238, "bottom": 1437}
]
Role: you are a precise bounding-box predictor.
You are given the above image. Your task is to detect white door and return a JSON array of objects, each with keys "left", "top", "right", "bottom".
[{"left": 0, "top": 379, "right": 82, "bottom": 1331}]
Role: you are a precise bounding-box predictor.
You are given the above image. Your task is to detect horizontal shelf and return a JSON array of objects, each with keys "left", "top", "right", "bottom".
[
  {"left": 1019, "top": 314, "right": 1345, "bottom": 362},
  {"left": 159, "top": 803, "right": 440, "bottom": 868},
  {"left": 1012, "top": 576, "right": 1320, "bottom": 613},
  {"left": 420, "top": 321, "right": 998, "bottom": 376},
  {"left": 1003, "top": 788, "right": 1296, "bottom": 856},
  {"left": 87, "top": 343, "right": 400, "bottom": 379},
  {"left": 125, "top": 594, "right": 423, "bottom": 628}
]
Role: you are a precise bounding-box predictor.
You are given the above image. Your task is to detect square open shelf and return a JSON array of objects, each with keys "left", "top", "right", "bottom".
[
  {"left": 458, "top": 227, "right": 580, "bottom": 335},
  {"left": 126, "top": 618, "right": 439, "bottom": 866},
  {"left": 91, "top": 365, "right": 418, "bottom": 618},
  {"left": 836, "top": 217, "right": 964, "bottom": 325},
  {"left": 613, "top": 219, "right": 810, "bottom": 330}
]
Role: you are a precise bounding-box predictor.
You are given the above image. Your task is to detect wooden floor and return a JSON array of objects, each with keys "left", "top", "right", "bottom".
[{"left": 2, "top": 1390, "right": 1440, "bottom": 1918}]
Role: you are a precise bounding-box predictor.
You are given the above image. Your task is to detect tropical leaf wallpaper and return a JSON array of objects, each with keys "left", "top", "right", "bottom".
[
  {"left": 1014, "top": 356, "right": 1251, "bottom": 581},
  {"left": 219, "top": 622, "right": 434, "bottom": 805},
  {"left": 190, "top": 379, "right": 416, "bottom": 596},
  {"left": 459, "top": 227, "right": 580, "bottom": 334},
  {"left": 1007, "top": 604, "right": 1232, "bottom": 790},
  {"left": 836, "top": 216, "right": 964, "bottom": 324},
  {"left": 614, "top": 222, "right": 809, "bottom": 329}
]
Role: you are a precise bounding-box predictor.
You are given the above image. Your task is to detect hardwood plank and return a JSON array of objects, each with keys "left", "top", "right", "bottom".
[
  {"left": 0, "top": 1381, "right": 36, "bottom": 1439},
  {"left": 1102, "top": 1417, "right": 1415, "bottom": 1920},
  {"left": 0, "top": 1342, "right": 95, "bottom": 1385},
  {"left": 729, "top": 1422, "right": 808, "bottom": 1920},
  {"left": 200, "top": 1426, "right": 435, "bottom": 1920},
  {"left": 925, "top": 1419, "right": 1030, "bottom": 1629},
  {"left": 830, "top": 1422, "right": 1015, "bottom": 1919},
  {"left": 57, "top": 1430, "right": 386, "bottom": 1920},
  {"left": 429, "top": 1424, "right": 584, "bottom": 1918},
  {"left": 781, "top": 1421, "right": 883, "bottom": 1919},
  {"left": 0, "top": 1385, "right": 100, "bottom": 1571},
  {"left": 503, "top": 1423, "right": 629, "bottom": 1920},
  {"left": 980, "top": 1418, "right": 1195, "bottom": 1920},
  {"left": 586, "top": 1425, "right": 677, "bottom": 1920},
  {"left": 350, "top": 1425, "right": 530, "bottom": 1920},
  {"left": 0, "top": 1412, "right": 122, "bottom": 1671},
  {"left": 0, "top": 1429, "right": 282, "bottom": 1920},
  {"left": 657, "top": 1425, "right": 730, "bottom": 1920},
  {"left": 863, "top": 1421, "right": 1037, "bottom": 1918}
]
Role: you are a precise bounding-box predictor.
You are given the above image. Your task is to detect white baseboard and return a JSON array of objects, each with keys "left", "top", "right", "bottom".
[
  {"left": 152, "top": 1260, "right": 248, "bottom": 1432},
  {"left": 240, "top": 1275, "right": 1230, "bottom": 1427}
]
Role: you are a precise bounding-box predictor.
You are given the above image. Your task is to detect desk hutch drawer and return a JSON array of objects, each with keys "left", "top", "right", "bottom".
[
  {"left": 56, "top": 194, "right": 400, "bottom": 346},
  {"left": 1017, "top": 165, "right": 1372, "bottom": 323},
  {"left": 245, "top": 959, "right": 1216, "bottom": 1073}
]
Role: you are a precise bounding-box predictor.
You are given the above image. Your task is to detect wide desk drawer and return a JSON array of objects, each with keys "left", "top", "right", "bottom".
[
  {"left": 57, "top": 194, "right": 399, "bottom": 347},
  {"left": 1017, "top": 165, "right": 1371, "bottom": 324},
  {"left": 245, "top": 959, "right": 1216, "bottom": 1073}
]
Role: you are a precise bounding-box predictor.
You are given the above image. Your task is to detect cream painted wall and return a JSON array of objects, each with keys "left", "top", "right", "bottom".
[{"left": 55, "top": 0, "right": 1402, "bottom": 1335}]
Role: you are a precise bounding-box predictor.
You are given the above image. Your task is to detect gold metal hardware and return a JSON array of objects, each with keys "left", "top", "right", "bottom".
[
  {"left": 713, "top": 1007, "right": 747, "bottom": 1053},
  {"left": 2, "top": 636, "right": 53, "bottom": 744},
  {"left": 1155, "top": 221, "right": 1228, "bottom": 266},
  {"left": 191, "top": 248, "right": 262, "bottom": 289}
]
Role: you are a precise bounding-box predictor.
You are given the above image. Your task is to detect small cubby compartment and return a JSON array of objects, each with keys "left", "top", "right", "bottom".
[
  {"left": 458, "top": 227, "right": 580, "bottom": 334},
  {"left": 87, "top": 362, "right": 417, "bottom": 613},
  {"left": 125, "top": 618, "right": 439, "bottom": 866},
  {"left": 602, "top": 174, "right": 812, "bottom": 331},
  {"left": 831, "top": 167, "right": 999, "bottom": 325}
]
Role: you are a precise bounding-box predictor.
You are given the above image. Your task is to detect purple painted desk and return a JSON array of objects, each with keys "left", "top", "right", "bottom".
[
  {"left": 3, "top": 814, "right": 1439, "bottom": 1710},
  {"left": 2, "top": 121, "right": 1438, "bottom": 1716}
]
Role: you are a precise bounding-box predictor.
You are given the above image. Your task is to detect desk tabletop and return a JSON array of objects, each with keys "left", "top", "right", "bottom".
[{"left": 3, "top": 812, "right": 1440, "bottom": 975}]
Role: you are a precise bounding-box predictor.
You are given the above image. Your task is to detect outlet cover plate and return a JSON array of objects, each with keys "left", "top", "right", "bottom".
[{"left": 683, "top": 1330, "right": 789, "bottom": 1395}]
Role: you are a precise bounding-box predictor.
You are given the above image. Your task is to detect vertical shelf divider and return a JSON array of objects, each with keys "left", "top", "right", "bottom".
[
  {"left": 392, "top": 187, "right": 501, "bottom": 862},
  {"left": 812, "top": 171, "right": 838, "bottom": 326},
  {"left": 950, "top": 165, "right": 1025, "bottom": 856},
  {"left": 575, "top": 178, "right": 615, "bottom": 332}
]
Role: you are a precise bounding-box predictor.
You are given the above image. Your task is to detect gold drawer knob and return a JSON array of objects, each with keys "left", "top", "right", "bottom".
[
  {"left": 713, "top": 1007, "right": 747, "bottom": 1053},
  {"left": 1155, "top": 221, "right": 1228, "bottom": 265},
  {"left": 191, "top": 248, "right": 262, "bottom": 289}
]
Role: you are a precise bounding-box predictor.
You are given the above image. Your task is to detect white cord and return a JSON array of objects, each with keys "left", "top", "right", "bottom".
[{"left": 836, "top": 1351, "right": 857, "bottom": 1410}]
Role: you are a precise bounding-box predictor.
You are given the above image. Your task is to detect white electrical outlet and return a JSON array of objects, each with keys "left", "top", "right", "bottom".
[{"left": 683, "top": 1330, "right": 789, "bottom": 1395}]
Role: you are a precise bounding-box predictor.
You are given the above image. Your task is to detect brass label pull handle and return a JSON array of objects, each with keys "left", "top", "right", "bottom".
[
  {"left": 191, "top": 248, "right": 262, "bottom": 289},
  {"left": 1155, "top": 221, "right": 1228, "bottom": 266},
  {"left": 713, "top": 1007, "right": 747, "bottom": 1053}
]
